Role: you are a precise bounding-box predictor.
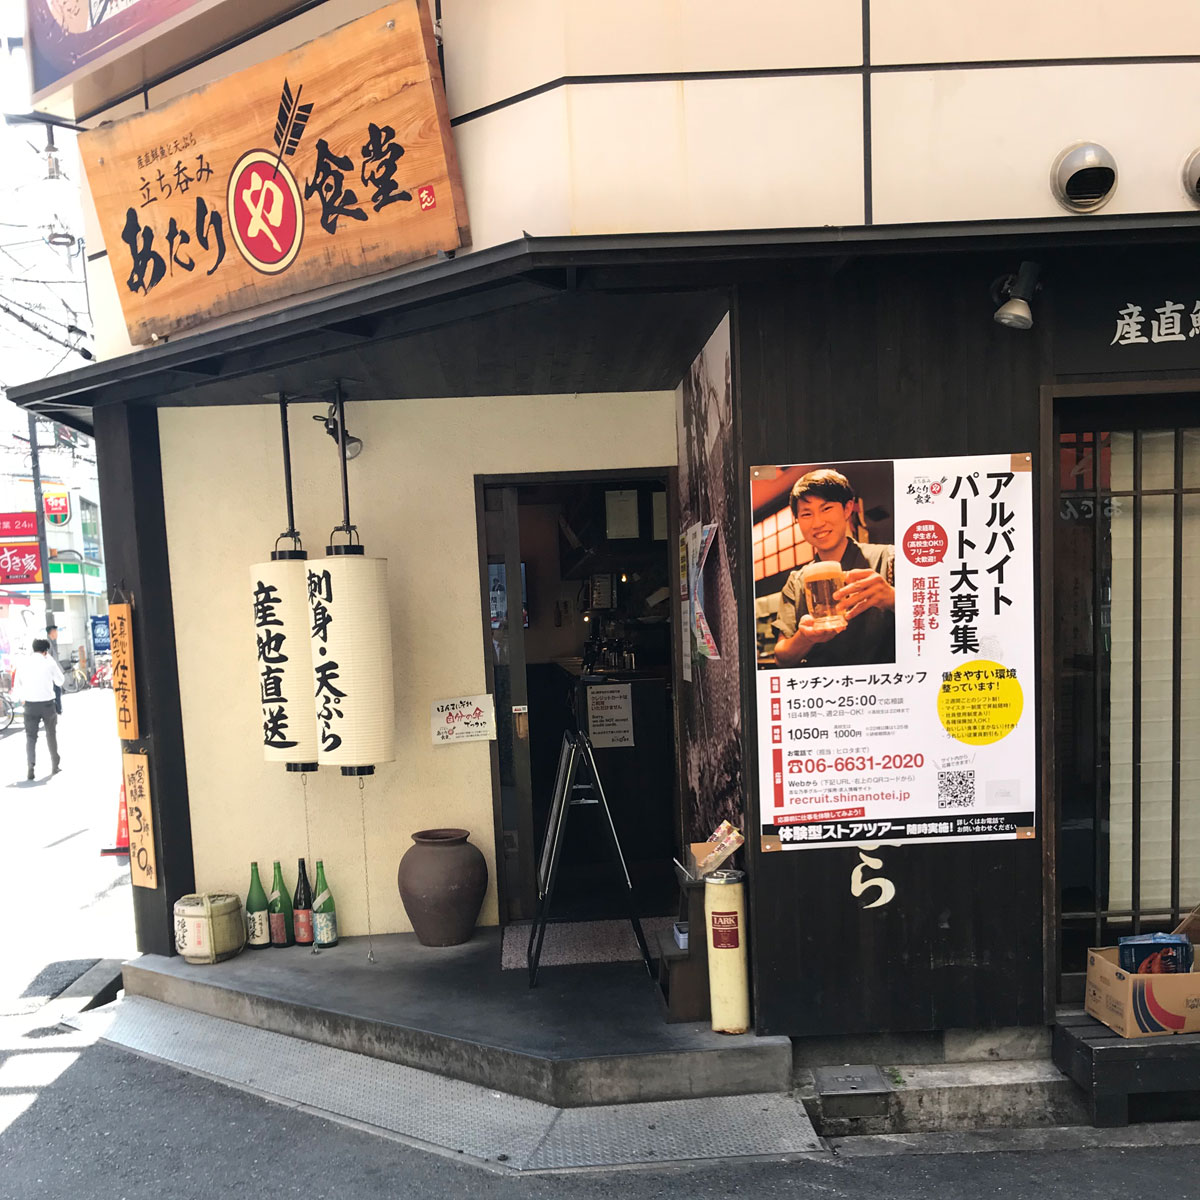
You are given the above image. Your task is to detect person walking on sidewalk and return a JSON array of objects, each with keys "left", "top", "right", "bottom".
[{"left": 17, "top": 638, "right": 63, "bottom": 781}]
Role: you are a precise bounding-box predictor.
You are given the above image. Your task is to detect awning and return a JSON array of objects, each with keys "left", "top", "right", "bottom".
[{"left": 11, "top": 214, "right": 1200, "bottom": 430}]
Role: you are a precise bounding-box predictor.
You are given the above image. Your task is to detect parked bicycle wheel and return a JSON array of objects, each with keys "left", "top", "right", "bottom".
[
  {"left": 0, "top": 695, "right": 13, "bottom": 731},
  {"left": 61, "top": 666, "right": 88, "bottom": 694}
]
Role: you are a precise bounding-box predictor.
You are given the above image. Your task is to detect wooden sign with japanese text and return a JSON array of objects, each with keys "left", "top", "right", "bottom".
[
  {"left": 109, "top": 602, "right": 139, "bottom": 740},
  {"left": 79, "top": 0, "right": 468, "bottom": 344},
  {"left": 122, "top": 752, "right": 157, "bottom": 888}
]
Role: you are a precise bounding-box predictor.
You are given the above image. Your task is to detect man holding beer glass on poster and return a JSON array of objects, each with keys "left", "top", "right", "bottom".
[{"left": 772, "top": 468, "right": 895, "bottom": 668}]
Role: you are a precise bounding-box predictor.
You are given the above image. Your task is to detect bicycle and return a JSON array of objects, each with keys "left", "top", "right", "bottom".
[
  {"left": 61, "top": 653, "right": 90, "bottom": 694},
  {"left": 0, "top": 693, "right": 14, "bottom": 731}
]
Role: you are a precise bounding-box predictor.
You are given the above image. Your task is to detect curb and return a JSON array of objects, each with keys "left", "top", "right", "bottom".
[
  {"left": 830, "top": 1121, "right": 1200, "bottom": 1157},
  {"left": 49, "top": 958, "right": 124, "bottom": 1020}
]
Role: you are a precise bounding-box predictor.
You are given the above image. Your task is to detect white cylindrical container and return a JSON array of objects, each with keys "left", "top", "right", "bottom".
[
  {"left": 704, "top": 869, "right": 750, "bottom": 1034},
  {"left": 307, "top": 548, "right": 395, "bottom": 774},
  {"left": 250, "top": 552, "right": 319, "bottom": 770},
  {"left": 174, "top": 893, "right": 247, "bottom": 964}
]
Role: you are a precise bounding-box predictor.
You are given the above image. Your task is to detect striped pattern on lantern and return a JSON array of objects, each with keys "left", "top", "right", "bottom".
[
  {"left": 250, "top": 555, "right": 319, "bottom": 767},
  {"left": 307, "top": 551, "right": 395, "bottom": 773}
]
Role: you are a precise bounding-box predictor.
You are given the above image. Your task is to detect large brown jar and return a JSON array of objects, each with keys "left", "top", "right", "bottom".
[{"left": 397, "top": 828, "right": 488, "bottom": 946}]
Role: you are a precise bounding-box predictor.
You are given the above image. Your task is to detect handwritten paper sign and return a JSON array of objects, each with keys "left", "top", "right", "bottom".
[
  {"left": 587, "top": 683, "right": 635, "bottom": 748},
  {"left": 123, "top": 752, "right": 157, "bottom": 888},
  {"left": 431, "top": 694, "right": 495, "bottom": 745},
  {"left": 109, "top": 602, "right": 139, "bottom": 740}
]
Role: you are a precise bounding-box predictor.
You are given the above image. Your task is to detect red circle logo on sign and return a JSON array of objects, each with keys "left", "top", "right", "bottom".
[
  {"left": 227, "top": 150, "right": 304, "bottom": 274},
  {"left": 903, "top": 521, "right": 949, "bottom": 567}
]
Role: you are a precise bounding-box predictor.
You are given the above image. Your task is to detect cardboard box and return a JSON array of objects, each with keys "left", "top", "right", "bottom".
[
  {"left": 1085, "top": 946, "right": 1200, "bottom": 1038},
  {"left": 1172, "top": 902, "right": 1200, "bottom": 945}
]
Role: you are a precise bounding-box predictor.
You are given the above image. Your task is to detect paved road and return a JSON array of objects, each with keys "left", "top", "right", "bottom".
[
  {"left": 0, "top": 686, "right": 135, "bottom": 1016},
  {"left": 0, "top": 1020, "right": 1197, "bottom": 1200}
]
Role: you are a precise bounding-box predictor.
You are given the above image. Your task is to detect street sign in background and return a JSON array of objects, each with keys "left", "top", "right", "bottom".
[
  {"left": 91, "top": 614, "right": 111, "bottom": 653},
  {"left": 0, "top": 513, "right": 37, "bottom": 538},
  {"left": 0, "top": 544, "right": 42, "bottom": 585},
  {"left": 43, "top": 491, "right": 70, "bottom": 526}
]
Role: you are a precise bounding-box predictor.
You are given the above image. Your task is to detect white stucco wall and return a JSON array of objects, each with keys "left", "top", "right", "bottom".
[
  {"left": 78, "top": 2, "right": 1200, "bottom": 360},
  {"left": 159, "top": 390, "right": 677, "bottom": 935}
]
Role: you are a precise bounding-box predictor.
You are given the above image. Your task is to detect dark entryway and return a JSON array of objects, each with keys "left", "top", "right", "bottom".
[{"left": 478, "top": 472, "right": 680, "bottom": 925}]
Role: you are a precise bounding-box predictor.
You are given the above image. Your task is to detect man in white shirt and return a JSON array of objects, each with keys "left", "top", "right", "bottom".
[{"left": 18, "top": 638, "right": 63, "bottom": 781}]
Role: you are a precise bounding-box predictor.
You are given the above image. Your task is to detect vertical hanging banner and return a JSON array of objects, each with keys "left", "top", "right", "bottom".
[
  {"left": 109, "top": 602, "right": 139, "bottom": 740},
  {"left": 251, "top": 557, "right": 318, "bottom": 765},
  {"left": 752, "top": 453, "right": 1036, "bottom": 850},
  {"left": 122, "top": 751, "right": 157, "bottom": 888}
]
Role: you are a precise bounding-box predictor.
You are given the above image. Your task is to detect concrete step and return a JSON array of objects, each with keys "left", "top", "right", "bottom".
[
  {"left": 799, "top": 1059, "right": 1088, "bottom": 1137},
  {"left": 121, "top": 931, "right": 791, "bottom": 1108}
]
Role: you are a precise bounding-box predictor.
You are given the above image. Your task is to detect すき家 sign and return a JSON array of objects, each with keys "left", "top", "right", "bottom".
[{"left": 79, "top": 0, "right": 468, "bottom": 345}]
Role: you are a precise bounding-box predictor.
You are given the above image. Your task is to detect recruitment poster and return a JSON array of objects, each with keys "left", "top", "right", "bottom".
[{"left": 752, "top": 453, "right": 1035, "bottom": 850}]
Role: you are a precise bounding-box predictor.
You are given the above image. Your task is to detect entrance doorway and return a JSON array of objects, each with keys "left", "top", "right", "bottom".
[
  {"left": 1054, "top": 396, "right": 1200, "bottom": 999},
  {"left": 478, "top": 471, "right": 679, "bottom": 925}
]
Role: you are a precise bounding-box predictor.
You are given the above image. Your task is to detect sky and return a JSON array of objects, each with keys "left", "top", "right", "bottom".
[
  {"left": 0, "top": 2, "right": 93, "bottom": 463},
  {"left": 0, "top": 1, "right": 92, "bottom": 401}
]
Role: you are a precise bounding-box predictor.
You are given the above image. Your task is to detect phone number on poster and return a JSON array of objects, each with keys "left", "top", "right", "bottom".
[{"left": 788, "top": 753, "right": 925, "bottom": 774}]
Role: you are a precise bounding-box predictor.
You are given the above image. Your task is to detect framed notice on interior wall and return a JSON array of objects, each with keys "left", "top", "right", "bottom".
[
  {"left": 752, "top": 453, "right": 1035, "bottom": 851},
  {"left": 78, "top": 0, "right": 468, "bottom": 345}
]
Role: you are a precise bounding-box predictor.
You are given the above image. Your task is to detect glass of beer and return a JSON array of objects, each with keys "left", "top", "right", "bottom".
[{"left": 803, "top": 562, "right": 847, "bottom": 632}]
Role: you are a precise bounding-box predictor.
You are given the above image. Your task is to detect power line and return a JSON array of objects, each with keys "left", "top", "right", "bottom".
[
  {"left": 0, "top": 293, "right": 84, "bottom": 333},
  {"left": 0, "top": 300, "right": 90, "bottom": 358}
]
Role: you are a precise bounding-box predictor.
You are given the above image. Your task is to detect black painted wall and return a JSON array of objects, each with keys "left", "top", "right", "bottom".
[
  {"left": 94, "top": 403, "right": 194, "bottom": 957},
  {"left": 733, "top": 258, "right": 1050, "bottom": 1036}
]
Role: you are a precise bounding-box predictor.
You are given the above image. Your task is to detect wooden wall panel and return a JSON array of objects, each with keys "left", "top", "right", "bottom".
[{"left": 733, "top": 259, "right": 1049, "bottom": 1035}]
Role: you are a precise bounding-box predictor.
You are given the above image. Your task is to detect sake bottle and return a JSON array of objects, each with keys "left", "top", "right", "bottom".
[
  {"left": 268, "top": 860, "right": 294, "bottom": 946},
  {"left": 245, "top": 861, "right": 270, "bottom": 949},
  {"left": 312, "top": 860, "right": 338, "bottom": 948},
  {"left": 293, "top": 857, "right": 314, "bottom": 946}
]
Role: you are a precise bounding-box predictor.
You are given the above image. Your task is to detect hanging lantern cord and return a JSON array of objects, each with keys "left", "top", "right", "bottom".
[
  {"left": 301, "top": 772, "right": 319, "bottom": 954},
  {"left": 359, "top": 776, "right": 375, "bottom": 964},
  {"left": 326, "top": 382, "right": 360, "bottom": 547},
  {"left": 276, "top": 393, "right": 303, "bottom": 553}
]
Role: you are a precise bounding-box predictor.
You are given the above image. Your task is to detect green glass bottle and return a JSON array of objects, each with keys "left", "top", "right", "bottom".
[
  {"left": 312, "top": 860, "right": 338, "bottom": 947},
  {"left": 268, "top": 860, "right": 294, "bottom": 946},
  {"left": 245, "top": 861, "right": 270, "bottom": 949}
]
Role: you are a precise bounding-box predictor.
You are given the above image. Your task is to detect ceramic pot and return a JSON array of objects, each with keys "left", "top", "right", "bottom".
[{"left": 397, "top": 828, "right": 488, "bottom": 946}]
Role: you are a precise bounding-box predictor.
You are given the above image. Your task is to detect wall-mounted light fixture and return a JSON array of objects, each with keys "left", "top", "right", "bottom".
[
  {"left": 313, "top": 404, "right": 363, "bottom": 460},
  {"left": 991, "top": 261, "right": 1042, "bottom": 331}
]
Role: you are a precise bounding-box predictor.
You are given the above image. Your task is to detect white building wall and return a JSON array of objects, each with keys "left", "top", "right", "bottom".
[
  {"left": 159, "top": 390, "right": 677, "bottom": 936},
  {"left": 78, "top": 1, "right": 1200, "bottom": 358}
]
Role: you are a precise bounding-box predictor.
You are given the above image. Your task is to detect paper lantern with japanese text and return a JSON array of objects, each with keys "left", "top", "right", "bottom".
[
  {"left": 307, "top": 548, "right": 395, "bottom": 774},
  {"left": 250, "top": 552, "right": 319, "bottom": 770}
]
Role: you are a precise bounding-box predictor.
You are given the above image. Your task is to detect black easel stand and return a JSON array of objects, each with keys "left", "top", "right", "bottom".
[{"left": 527, "top": 729, "right": 653, "bottom": 987}]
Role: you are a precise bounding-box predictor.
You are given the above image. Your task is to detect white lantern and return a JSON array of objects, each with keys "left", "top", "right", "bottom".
[
  {"left": 250, "top": 552, "right": 319, "bottom": 770},
  {"left": 307, "top": 548, "right": 395, "bottom": 774}
]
